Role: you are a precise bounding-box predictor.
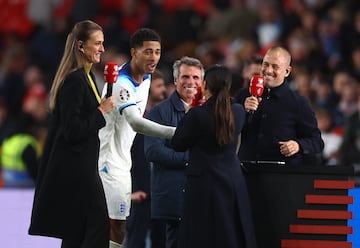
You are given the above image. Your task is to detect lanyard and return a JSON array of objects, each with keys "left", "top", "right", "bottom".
[{"left": 85, "top": 68, "right": 101, "bottom": 104}]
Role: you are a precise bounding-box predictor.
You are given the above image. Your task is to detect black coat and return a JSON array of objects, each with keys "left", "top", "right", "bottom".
[
  {"left": 171, "top": 97, "right": 257, "bottom": 248},
  {"left": 28, "top": 68, "right": 108, "bottom": 239},
  {"left": 235, "top": 81, "right": 324, "bottom": 166}
]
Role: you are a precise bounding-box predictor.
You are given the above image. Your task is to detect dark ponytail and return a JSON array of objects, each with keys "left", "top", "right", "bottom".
[{"left": 204, "top": 65, "right": 235, "bottom": 145}]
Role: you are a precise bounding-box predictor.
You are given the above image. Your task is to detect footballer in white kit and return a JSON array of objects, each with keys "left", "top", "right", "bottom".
[
  {"left": 99, "top": 62, "right": 148, "bottom": 219},
  {"left": 98, "top": 62, "right": 175, "bottom": 220}
]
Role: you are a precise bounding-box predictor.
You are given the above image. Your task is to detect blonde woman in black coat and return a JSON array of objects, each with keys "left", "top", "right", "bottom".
[
  {"left": 28, "top": 20, "right": 114, "bottom": 248},
  {"left": 172, "top": 65, "right": 257, "bottom": 248}
]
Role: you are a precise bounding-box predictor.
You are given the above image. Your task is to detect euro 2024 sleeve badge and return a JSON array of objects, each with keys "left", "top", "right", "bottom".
[{"left": 119, "top": 88, "right": 130, "bottom": 102}]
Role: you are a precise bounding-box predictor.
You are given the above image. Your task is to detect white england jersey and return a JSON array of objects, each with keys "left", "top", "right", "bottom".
[{"left": 98, "top": 62, "right": 150, "bottom": 175}]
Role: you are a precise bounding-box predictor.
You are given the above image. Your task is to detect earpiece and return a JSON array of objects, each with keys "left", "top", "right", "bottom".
[
  {"left": 79, "top": 43, "right": 84, "bottom": 53},
  {"left": 78, "top": 40, "right": 84, "bottom": 50}
]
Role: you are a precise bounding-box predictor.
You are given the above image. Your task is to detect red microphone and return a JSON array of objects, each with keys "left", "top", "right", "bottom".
[
  {"left": 248, "top": 75, "right": 264, "bottom": 122},
  {"left": 191, "top": 86, "right": 206, "bottom": 106},
  {"left": 249, "top": 75, "right": 264, "bottom": 97},
  {"left": 104, "top": 62, "right": 119, "bottom": 98}
]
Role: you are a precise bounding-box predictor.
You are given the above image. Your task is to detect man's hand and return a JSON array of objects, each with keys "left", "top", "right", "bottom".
[
  {"left": 131, "top": 191, "right": 147, "bottom": 203},
  {"left": 279, "top": 140, "right": 300, "bottom": 157},
  {"left": 244, "top": 96, "right": 262, "bottom": 112}
]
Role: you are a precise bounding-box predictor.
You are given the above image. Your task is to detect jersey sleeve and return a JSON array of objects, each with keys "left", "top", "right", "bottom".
[{"left": 111, "top": 75, "right": 137, "bottom": 114}]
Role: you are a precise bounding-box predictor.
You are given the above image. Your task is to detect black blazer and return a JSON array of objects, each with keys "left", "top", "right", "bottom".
[
  {"left": 29, "top": 68, "right": 107, "bottom": 238},
  {"left": 235, "top": 81, "right": 324, "bottom": 166},
  {"left": 172, "top": 97, "right": 257, "bottom": 248}
]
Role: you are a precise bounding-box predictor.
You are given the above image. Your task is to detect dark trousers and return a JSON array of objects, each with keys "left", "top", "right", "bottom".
[
  {"left": 165, "top": 220, "right": 180, "bottom": 248},
  {"left": 61, "top": 183, "right": 110, "bottom": 248},
  {"left": 151, "top": 219, "right": 166, "bottom": 248},
  {"left": 125, "top": 200, "right": 150, "bottom": 248},
  {"left": 125, "top": 200, "right": 166, "bottom": 248}
]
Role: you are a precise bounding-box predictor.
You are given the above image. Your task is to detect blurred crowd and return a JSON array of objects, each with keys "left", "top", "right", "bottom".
[{"left": 1, "top": 0, "right": 360, "bottom": 187}]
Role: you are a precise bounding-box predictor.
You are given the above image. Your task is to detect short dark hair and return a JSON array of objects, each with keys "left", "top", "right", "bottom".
[
  {"left": 152, "top": 69, "right": 165, "bottom": 81},
  {"left": 243, "top": 54, "right": 263, "bottom": 69},
  {"left": 130, "top": 28, "right": 161, "bottom": 48}
]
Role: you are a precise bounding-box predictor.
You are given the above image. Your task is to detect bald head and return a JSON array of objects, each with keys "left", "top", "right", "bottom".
[
  {"left": 266, "top": 46, "right": 292, "bottom": 67},
  {"left": 261, "top": 46, "right": 292, "bottom": 88}
]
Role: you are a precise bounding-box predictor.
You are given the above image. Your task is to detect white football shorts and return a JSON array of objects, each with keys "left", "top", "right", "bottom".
[{"left": 99, "top": 165, "right": 131, "bottom": 220}]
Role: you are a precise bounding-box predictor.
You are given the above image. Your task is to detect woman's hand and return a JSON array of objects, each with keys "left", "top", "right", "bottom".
[{"left": 98, "top": 96, "right": 115, "bottom": 115}]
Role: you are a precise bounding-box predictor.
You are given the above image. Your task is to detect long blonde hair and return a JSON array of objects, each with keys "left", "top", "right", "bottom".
[{"left": 49, "top": 20, "right": 103, "bottom": 111}]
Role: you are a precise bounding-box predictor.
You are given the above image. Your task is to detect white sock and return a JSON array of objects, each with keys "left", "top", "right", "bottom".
[{"left": 109, "top": 240, "right": 122, "bottom": 248}]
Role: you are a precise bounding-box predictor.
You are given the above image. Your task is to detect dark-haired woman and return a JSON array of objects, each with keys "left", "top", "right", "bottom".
[{"left": 172, "top": 65, "right": 257, "bottom": 248}]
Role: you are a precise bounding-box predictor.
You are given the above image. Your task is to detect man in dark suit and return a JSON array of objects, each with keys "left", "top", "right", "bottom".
[
  {"left": 144, "top": 56, "right": 204, "bottom": 248},
  {"left": 236, "top": 46, "right": 324, "bottom": 166}
]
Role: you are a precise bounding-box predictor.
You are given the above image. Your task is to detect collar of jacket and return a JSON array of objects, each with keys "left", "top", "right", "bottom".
[
  {"left": 204, "top": 96, "right": 216, "bottom": 106},
  {"left": 170, "top": 91, "right": 187, "bottom": 112},
  {"left": 265, "top": 80, "right": 290, "bottom": 99}
]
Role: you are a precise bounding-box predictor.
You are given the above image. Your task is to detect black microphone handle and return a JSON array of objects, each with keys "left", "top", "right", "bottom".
[
  {"left": 106, "top": 83, "right": 113, "bottom": 98},
  {"left": 247, "top": 94, "right": 257, "bottom": 124},
  {"left": 247, "top": 110, "right": 255, "bottom": 124}
]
